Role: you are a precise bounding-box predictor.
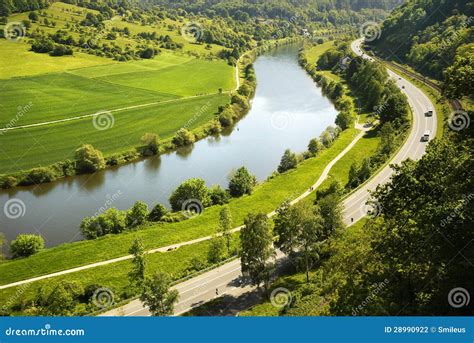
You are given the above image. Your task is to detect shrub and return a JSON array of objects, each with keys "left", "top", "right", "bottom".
[
  {"left": 49, "top": 45, "right": 73, "bottom": 56},
  {"left": 172, "top": 128, "right": 195, "bottom": 147},
  {"left": 10, "top": 234, "right": 45, "bottom": 258},
  {"left": 335, "top": 111, "right": 353, "bottom": 130},
  {"left": 75, "top": 144, "right": 106, "bottom": 173},
  {"left": 218, "top": 107, "right": 235, "bottom": 127},
  {"left": 141, "top": 133, "right": 160, "bottom": 156},
  {"left": 277, "top": 149, "right": 298, "bottom": 173},
  {"left": 207, "top": 237, "right": 227, "bottom": 264},
  {"left": 169, "top": 178, "right": 211, "bottom": 212},
  {"left": 209, "top": 185, "right": 230, "bottom": 205},
  {"left": 80, "top": 208, "right": 126, "bottom": 239},
  {"left": 126, "top": 201, "right": 149, "bottom": 227},
  {"left": 148, "top": 203, "right": 168, "bottom": 222},
  {"left": 1, "top": 176, "right": 18, "bottom": 189},
  {"left": 228, "top": 166, "right": 257, "bottom": 197},
  {"left": 22, "top": 167, "right": 55, "bottom": 185},
  {"left": 308, "top": 138, "right": 323, "bottom": 156},
  {"left": 31, "top": 39, "right": 54, "bottom": 53}
]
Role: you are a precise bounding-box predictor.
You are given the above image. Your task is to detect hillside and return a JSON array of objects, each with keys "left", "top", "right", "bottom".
[{"left": 369, "top": 0, "right": 473, "bottom": 99}]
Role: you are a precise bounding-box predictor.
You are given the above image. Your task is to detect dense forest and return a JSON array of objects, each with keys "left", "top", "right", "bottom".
[{"left": 368, "top": 0, "right": 473, "bottom": 98}]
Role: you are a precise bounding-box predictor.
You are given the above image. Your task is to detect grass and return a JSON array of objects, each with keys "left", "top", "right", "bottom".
[
  {"left": 0, "top": 128, "right": 359, "bottom": 286},
  {"left": 0, "top": 238, "right": 214, "bottom": 312},
  {"left": 0, "top": 41, "right": 114, "bottom": 79},
  {"left": 0, "top": 94, "right": 229, "bottom": 174},
  {"left": 318, "top": 129, "right": 380, "bottom": 191},
  {"left": 304, "top": 41, "right": 334, "bottom": 64}
]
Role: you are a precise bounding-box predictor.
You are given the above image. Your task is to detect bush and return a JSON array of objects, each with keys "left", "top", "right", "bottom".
[
  {"left": 22, "top": 167, "right": 55, "bottom": 185},
  {"left": 126, "top": 201, "right": 149, "bottom": 227},
  {"left": 49, "top": 45, "right": 73, "bottom": 56},
  {"left": 169, "top": 178, "right": 211, "bottom": 212},
  {"left": 209, "top": 185, "right": 230, "bottom": 205},
  {"left": 218, "top": 107, "right": 235, "bottom": 127},
  {"left": 277, "top": 149, "right": 298, "bottom": 173},
  {"left": 335, "top": 111, "right": 353, "bottom": 130},
  {"left": 148, "top": 203, "right": 168, "bottom": 222},
  {"left": 141, "top": 133, "right": 160, "bottom": 156},
  {"left": 308, "top": 138, "right": 323, "bottom": 156},
  {"left": 172, "top": 128, "right": 195, "bottom": 147},
  {"left": 80, "top": 208, "right": 126, "bottom": 239},
  {"left": 10, "top": 234, "right": 45, "bottom": 258},
  {"left": 228, "top": 166, "right": 257, "bottom": 197},
  {"left": 0, "top": 176, "right": 17, "bottom": 189},
  {"left": 31, "top": 39, "right": 54, "bottom": 53},
  {"left": 75, "top": 144, "right": 106, "bottom": 173},
  {"left": 207, "top": 237, "right": 227, "bottom": 264}
]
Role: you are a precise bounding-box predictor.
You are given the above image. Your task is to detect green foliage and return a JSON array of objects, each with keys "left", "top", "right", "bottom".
[
  {"left": 372, "top": 0, "right": 473, "bottom": 81},
  {"left": 317, "top": 193, "right": 344, "bottom": 237},
  {"left": 218, "top": 206, "right": 233, "bottom": 252},
  {"left": 228, "top": 166, "right": 257, "bottom": 197},
  {"left": 126, "top": 201, "right": 149, "bottom": 228},
  {"left": 22, "top": 167, "right": 55, "bottom": 185},
  {"left": 141, "top": 133, "right": 160, "bottom": 156},
  {"left": 207, "top": 236, "right": 227, "bottom": 264},
  {"left": 128, "top": 238, "right": 147, "bottom": 288},
  {"left": 33, "top": 281, "right": 84, "bottom": 316},
  {"left": 277, "top": 149, "right": 298, "bottom": 173},
  {"left": 307, "top": 138, "right": 323, "bottom": 156},
  {"left": 240, "top": 213, "right": 275, "bottom": 290},
  {"left": 335, "top": 111, "right": 353, "bottom": 130},
  {"left": 75, "top": 144, "right": 106, "bottom": 173},
  {"left": 443, "top": 46, "right": 474, "bottom": 99},
  {"left": 140, "top": 272, "right": 179, "bottom": 316},
  {"left": 209, "top": 185, "right": 230, "bottom": 205},
  {"left": 168, "top": 178, "right": 211, "bottom": 212},
  {"left": 148, "top": 203, "right": 168, "bottom": 222},
  {"left": 347, "top": 158, "right": 371, "bottom": 188},
  {"left": 10, "top": 234, "right": 44, "bottom": 258},
  {"left": 80, "top": 208, "right": 127, "bottom": 240},
  {"left": 172, "top": 128, "right": 195, "bottom": 147}
]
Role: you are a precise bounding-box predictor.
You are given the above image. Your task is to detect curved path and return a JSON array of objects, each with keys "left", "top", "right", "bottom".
[
  {"left": 0, "top": 124, "right": 369, "bottom": 291},
  {"left": 342, "top": 39, "right": 437, "bottom": 224}
]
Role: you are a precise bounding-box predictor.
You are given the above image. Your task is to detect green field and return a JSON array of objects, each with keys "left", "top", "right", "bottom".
[
  {"left": 0, "top": 128, "right": 359, "bottom": 286},
  {"left": 0, "top": 94, "right": 228, "bottom": 174}
]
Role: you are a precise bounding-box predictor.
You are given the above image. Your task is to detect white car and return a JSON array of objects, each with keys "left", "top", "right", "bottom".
[{"left": 422, "top": 130, "right": 430, "bottom": 142}]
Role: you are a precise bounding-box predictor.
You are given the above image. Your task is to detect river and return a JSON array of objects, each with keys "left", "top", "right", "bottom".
[{"left": 0, "top": 44, "right": 338, "bottom": 248}]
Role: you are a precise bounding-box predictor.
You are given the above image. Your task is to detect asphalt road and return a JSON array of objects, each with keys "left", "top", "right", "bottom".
[
  {"left": 102, "top": 39, "right": 437, "bottom": 317},
  {"left": 341, "top": 39, "right": 437, "bottom": 225}
]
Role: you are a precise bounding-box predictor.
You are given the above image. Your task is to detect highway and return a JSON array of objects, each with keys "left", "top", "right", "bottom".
[{"left": 102, "top": 39, "right": 437, "bottom": 317}]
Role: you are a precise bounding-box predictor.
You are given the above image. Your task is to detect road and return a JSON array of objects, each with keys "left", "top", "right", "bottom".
[
  {"left": 103, "top": 39, "right": 437, "bottom": 317},
  {"left": 341, "top": 39, "right": 437, "bottom": 225}
]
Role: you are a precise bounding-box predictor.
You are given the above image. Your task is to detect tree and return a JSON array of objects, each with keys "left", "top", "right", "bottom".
[
  {"left": 240, "top": 213, "right": 275, "bottom": 291},
  {"left": 228, "top": 166, "right": 257, "bottom": 197},
  {"left": 10, "top": 234, "right": 44, "bottom": 258},
  {"left": 140, "top": 272, "right": 179, "bottom": 316},
  {"left": 379, "top": 81, "right": 408, "bottom": 124},
  {"left": 75, "top": 144, "right": 106, "bottom": 173},
  {"left": 148, "top": 203, "right": 168, "bottom": 222},
  {"left": 218, "top": 206, "right": 232, "bottom": 252},
  {"left": 80, "top": 208, "right": 127, "bottom": 239},
  {"left": 335, "top": 111, "right": 353, "bottom": 130},
  {"left": 308, "top": 138, "right": 323, "bottom": 156},
  {"left": 318, "top": 193, "right": 344, "bottom": 238},
  {"left": 168, "top": 178, "right": 210, "bottom": 212},
  {"left": 320, "top": 130, "right": 333, "bottom": 148},
  {"left": 378, "top": 122, "right": 395, "bottom": 155},
  {"left": 126, "top": 201, "right": 149, "bottom": 227},
  {"left": 141, "top": 133, "right": 160, "bottom": 155},
  {"left": 172, "top": 128, "right": 195, "bottom": 147},
  {"left": 218, "top": 107, "right": 235, "bottom": 127},
  {"left": 277, "top": 149, "right": 298, "bottom": 173},
  {"left": 209, "top": 185, "right": 230, "bottom": 205},
  {"left": 35, "top": 281, "right": 83, "bottom": 316},
  {"left": 129, "top": 239, "right": 148, "bottom": 288},
  {"left": 273, "top": 202, "right": 323, "bottom": 283},
  {"left": 207, "top": 236, "right": 226, "bottom": 263},
  {"left": 443, "top": 50, "right": 474, "bottom": 99}
]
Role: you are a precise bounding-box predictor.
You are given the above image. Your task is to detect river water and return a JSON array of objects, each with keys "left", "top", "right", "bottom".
[{"left": 0, "top": 44, "right": 337, "bottom": 248}]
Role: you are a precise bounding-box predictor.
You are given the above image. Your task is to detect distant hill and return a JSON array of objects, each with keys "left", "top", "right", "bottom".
[{"left": 369, "top": 0, "right": 473, "bottom": 90}]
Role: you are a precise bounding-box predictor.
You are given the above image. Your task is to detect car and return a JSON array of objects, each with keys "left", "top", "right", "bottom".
[
  {"left": 422, "top": 130, "right": 430, "bottom": 142},
  {"left": 425, "top": 108, "right": 433, "bottom": 117},
  {"left": 401, "top": 85, "right": 405, "bottom": 89}
]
